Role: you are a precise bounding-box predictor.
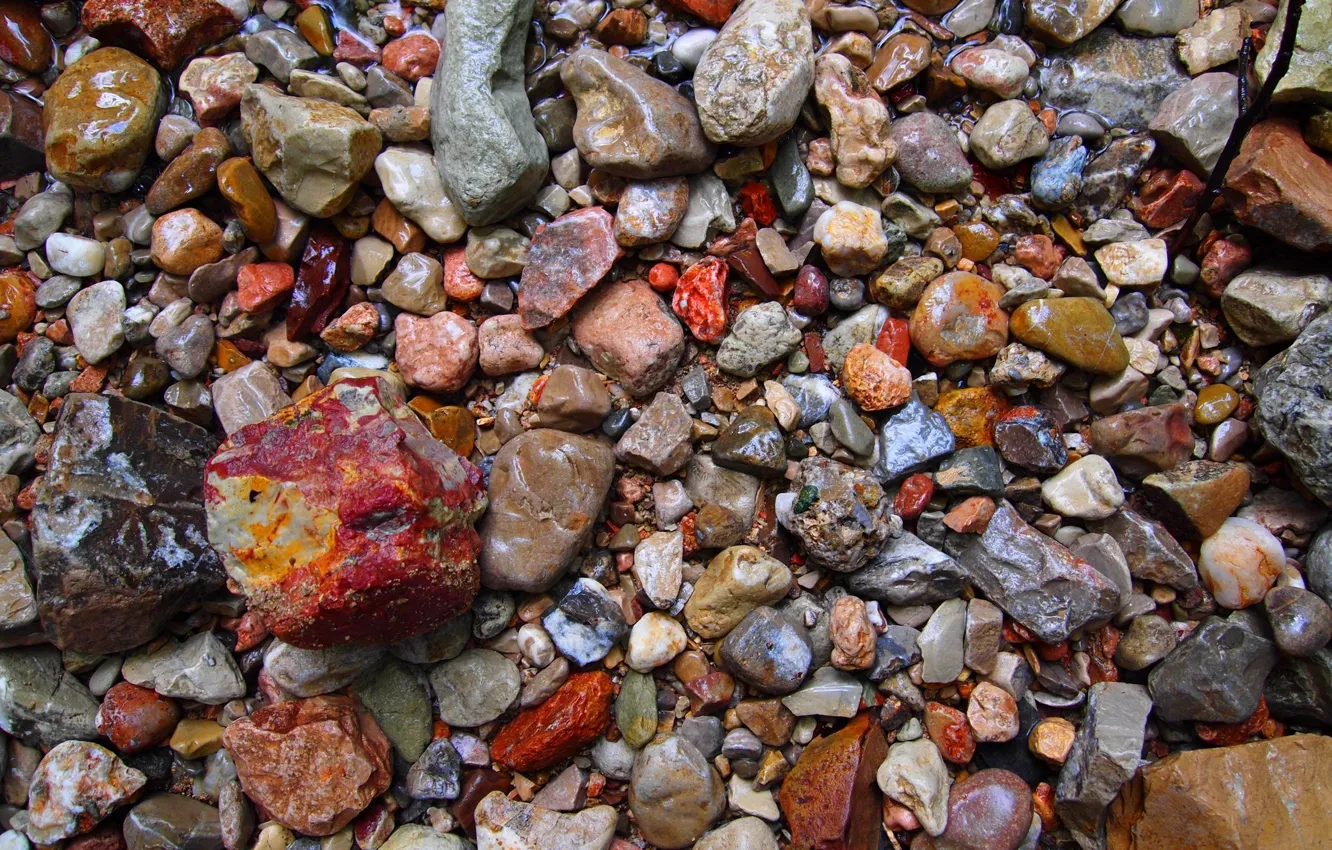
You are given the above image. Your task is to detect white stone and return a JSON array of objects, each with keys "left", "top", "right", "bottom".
[
  {"left": 1094, "top": 239, "right": 1169, "bottom": 288},
  {"left": 1199, "top": 517, "right": 1285, "bottom": 609},
  {"left": 633, "top": 531, "right": 684, "bottom": 609},
  {"left": 517, "top": 623, "right": 555, "bottom": 668},
  {"left": 918, "top": 598, "right": 966, "bottom": 684},
  {"left": 66, "top": 281, "right": 125, "bottom": 365},
  {"left": 671, "top": 28, "right": 717, "bottom": 70},
  {"left": 45, "top": 233, "right": 105, "bottom": 277},
  {"left": 813, "top": 201, "right": 889, "bottom": 277},
  {"left": 374, "top": 147, "right": 467, "bottom": 243},
  {"left": 763, "top": 380, "right": 802, "bottom": 431},
  {"left": 1041, "top": 455, "right": 1124, "bottom": 520},
  {"left": 727, "top": 775, "right": 780, "bottom": 821},
  {"left": 876, "top": 739, "right": 951, "bottom": 837},
  {"left": 779, "top": 666, "right": 862, "bottom": 717},
  {"left": 626, "top": 612, "right": 687, "bottom": 673}
]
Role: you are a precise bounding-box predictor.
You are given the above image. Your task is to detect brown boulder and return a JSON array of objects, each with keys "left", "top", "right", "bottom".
[
  {"left": 778, "top": 712, "right": 887, "bottom": 850},
  {"left": 1107, "top": 734, "right": 1332, "bottom": 850},
  {"left": 1223, "top": 118, "right": 1332, "bottom": 252},
  {"left": 223, "top": 696, "right": 392, "bottom": 836}
]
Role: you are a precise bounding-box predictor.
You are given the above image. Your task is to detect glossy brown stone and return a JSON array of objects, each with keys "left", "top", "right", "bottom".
[
  {"left": 1010, "top": 297, "right": 1130, "bottom": 375},
  {"left": 1133, "top": 460, "right": 1251, "bottom": 541},
  {"left": 0, "top": 1, "right": 51, "bottom": 74},
  {"left": 1089, "top": 401, "right": 1194, "bottom": 477},
  {"left": 779, "top": 713, "right": 887, "bottom": 850},
  {"left": 217, "top": 157, "right": 277, "bottom": 244},
  {"left": 82, "top": 0, "right": 239, "bottom": 70},
  {"left": 146, "top": 127, "right": 231, "bottom": 215},
  {"left": 287, "top": 227, "right": 350, "bottom": 340},
  {"left": 518, "top": 207, "right": 619, "bottom": 329}
]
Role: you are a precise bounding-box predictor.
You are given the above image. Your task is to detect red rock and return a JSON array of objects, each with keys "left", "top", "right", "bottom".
[
  {"left": 0, "top": 89, "right": 45, "bottom": 179},
  {"left": 443, "top": 246, "right": 485, "bottom": 302},
  {"left": 66, "top": 821, "right": 125, "bottom": 850},
  {"left": 204, "top": 376, "right": 487, "bottom": 648},
  {"left": 0, "top": 268, "right": 36, "bottom": 344},
  {"left": 727, "top": 246, "right": 781, "bottom": 297},
  {"left": 572, "top": 278, "right": 685, "bottom": 397},
  {"left": 925, "top": 701, "right": 976, "bottom": 764},
  {"left": 843, "top": 343, "right": 911, "bottom": 411},
  {"left": 661, "top": 0, "right": 737, "bottom": 26},
  {"left": 490, "top": 672, "right": 613, "bottom": 772},
  {"left": 894, "top": 473, "right": 935, "bottom": 520},
  {"left": 95, "top": 683, "right": 181, "bottom": 754},
  {"left": 223, "top": 696, "right": 392, "bottom": 836},
  {"left": 452, "top": 769, "right": 511, "bottom": 836},
  {"left": 918, "top": 769, "right": 1032, "bottom": 850},
  {"left": 1088, "top": 401, "right": 1194, "bottom": 477},
  {"left": 333, "top": 30, "right": 381, "bottom": 67},
  {"left": 685, "top": 671, "right": 735, "bottom": 715},
  {"left": 518, "top": 207, "right": 619, "bottom": 329},
  {"left": 287, "top": 227, "right": 350, "bottom": 340},
  {"left": 381, "top": 33, "right": 439, "bottom": 82},
  {"left": 672, "top": 256, "right": 730, "bottom": 343},
  {"left": 778, "top": 713, "right": 887, "bottom": 850},
  {"left": 395, "top": 311, "right": 479, "bottom": 393},
  {"left": 81, "top": 0, "right": 238, "bottom": 70},
  {"left": 1014, "top": 234, "right": 1063, "bottom": 280},
  {"left": 1223, "top": 118, "right": 1332, "bottom": 252},
  {"left": 738, "top": 182, "right": 779, "bottom": 226},
  {"left": 793, "top": 265, "right": 829, "bottom": 316},
  {"left": 1198, "top": 237, "right": 1251, "bottom": 299},
  {"left": 594, "top": 8, "right": 648, "bottom": 45},
  {"left": 804, "top": 331, "right": 826, "bottom": 373},
  {"left": 875, "top": 315, "right": 911, "bottom": 365},
  {"left": 236, "top": 262, "right": 294, "bottom": 314},
  {"left": 1130, "top": 169, "right": 1203, "bottom": 229},
  {"left": 648, "top": 262, "right": 679, "bottom": 293},
  {"left": 0, "top": 1, "right": 52, "bottom": 74},
  {"left": 943, "top": 496, "right": 996, "bottom": 533},
  {"left": 352, "top": 798, "right": 395, "bottom": 850}
]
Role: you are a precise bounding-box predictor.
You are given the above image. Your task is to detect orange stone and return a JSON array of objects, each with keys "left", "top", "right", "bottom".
[
  {"left": 909, "top": 271, "right": 1008, "bottom": 367},
  {"left": 925, "top": 701, "right": 975, "bottom": 764},
  {"left": 428, "top": 406, "right": 476, "bottom": 457},
  {"left": 320, "top": 302, "right": 380, "bottom": 352},
  {"left": 96, "top": 682, "right": 181, "bottom": 754},
  {"left": 294, "top": 5, "right": 335, "bottom": 56},
  {"left": 842, "top": 343, "right": 911, "bottom": 411},
  {"left": 218, "top": 157, "right": 278, "bottom": 244},
  {"left": 0, "top": 269, "right": 36, "bottom": 343},
  {"left": 213, "top": 339, "right": 251, "bottom": 373},
  {"left": 934, "top": 387, "right": 1011, "bottom": 448},
  {"left": 954, "top": 221, "right": 1000, "bottom": 262},
  {"left": 237, "top": 262, "right": 296, "bottom": 314},
  {"left": 943, "top": 496, "right": 996, "bottom": 533},
  {"left": 372, "top": 198, "right": 426, "bottom": 254},
  {"left": 490, "top": 672, "right": 614, "bottom": 772},
  {"left": 443, "top": 246, "right": 486, "bottom": 301},
  {"left": 778, "top": 712, "right": 887, "bottom": 850}
]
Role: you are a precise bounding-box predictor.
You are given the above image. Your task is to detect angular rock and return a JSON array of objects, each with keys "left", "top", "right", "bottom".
[
  {"left": 81, "top": 0, "right": 237, "bottom": 69},
  {"left": 1254, "top": 314, "right": 1332, "bottom": 505},
  {"left": 784, "top": 458, "right": 896, "bottom": 572},
  {"left": 123, "top": 794, "right": 223, "bottom": 850},
  {"left": 205, "top": 377, "right": 487, "bottom": 648},
  {"left": 1040, "top": 30, "right": 1189, "bottom": 130},
  {"left": 1149, "top": 72, "right": 1239, "bottom": 174},
  {"left": 542, "top": 578, "right": 629, "bottom": 666},
  {"left": 121, "top": 631, "right": 246, "bottom": 704},
  {"left": 876, "top": 395, "right": 956, "bottom": 481},
  {"left": 491, "top": 671, "right": 613, "bottom": 771},
  {"left": 432, "top": 0, "right": 548, "bottom": 224},
  {"left": 519, "top": 207, "right": 619, "bottom": 329},
  {"left": 32, "top": 394, "right": 223, "bottom": 654},
  {"left": 1148, "top": 616, "right": 1279, "bottom": 723},
  {"left": 475, "top": 793, "right": 616, "bottom": 850},
  {"left": 779, "top": 713, "right": 887, "bottom": 850},
  {"left": 1055, "top": 683, "right": 1152, "bottom": 850},
  {"left": 572, "top": 279, "right": 685, "bottom": 397},
  {"left": 1222, "top": 268, "right": 1332, "bottom": 347},
  {"left": 480, "top": 429, "right": 614, "bottom": 593},
  {"left": 685, "top": 545, "right": 792, "bottom": 639},
  {"left": 1089, "top": 508, "right": 1198, "bottom": 590},
  {"left": 24, "top": 741, "right": 146, "bottom": 844},
  {"left": 0, "top": 646, "right": 99, "bottom": 748},
  {"left": 1224, "top": 118, "right": 1332, "bottom": 253},
  {"left": 717, "top": 302, "right": 801, "bottom": 378},
  {"left": 719, "top": 607, "right": 813, "bottom": 695},
  {"left": 1254, "top": 0, "right": 1332, "bottom": 104}
]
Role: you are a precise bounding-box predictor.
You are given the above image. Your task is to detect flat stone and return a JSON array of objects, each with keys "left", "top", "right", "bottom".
[
  {"left": 876, "top": 395, "right": 956, "bottom": 481},
  {"left": 1026, "top": 0, "right": 1120, "bottom": 44},
  {"left": 719, "top": 607, "right": 813, "bottom": 695},
  {"left": 1011, "top": 298, "right": 1129, "bottom": 375},
  {"left": 1135, "top": 460, "right": 1251, "bottom": 541},
  {"left": 264, "top": 641, "right": 385, "bottom": 698},
  {"left": 121, "top": 632, "right": 245, "bottom": 704},
  {"left": 1149, "top": 72, "right": 1238, "bottom": 174},
  {"left": 1148, "top": 616, "right": 1279, "bottom": 723},
  {"left": 918, "top": 599, "right": 966, "bottom": 684},
  {"left": 518, "top": 207, "right": 619, "bottom": 329},
  {"left": 430, "top": 649, "right": 520, "bottom": 728},
  {"left": 778, "top": 713, "right": 886, "bottom": 850},
  {"left": 1223, "top": 118, "right": 1332, "bottom": 253},
  {"left": 123, "top": 794, "right": 223, "bottom": 850},
  {"left": 475, "top": 793, "right": 616, "bottom": 850},
  {"left": 374, "top": 147, "right": 466, "bottom": 244},
  {"left": 1254, "top": 0, "right": 1332, "bottom": 104},
  {"left": 1040, "top": 30, "right": 1189, "bottom": 130},
  {"left": 0, "top": 646, "right": 99, "bottom": 748}
]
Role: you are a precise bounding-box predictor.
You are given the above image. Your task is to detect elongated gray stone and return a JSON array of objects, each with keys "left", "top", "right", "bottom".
[
  {"left": 431, "top": 0, "right": 549, "bottom": 225},
  {"left": 1055, "top": 682, "right": 1152, "bottom": 850}
]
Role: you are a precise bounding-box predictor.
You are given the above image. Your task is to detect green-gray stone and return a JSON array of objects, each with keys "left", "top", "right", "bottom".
[
  {"left": 713, "top": 406, "right": 787, "bottom": 479},
  {"left": 771, "top": 138, "right": 813, "bottom": 219},
  {"left": 431, "top": 0, "right": 549, "bottom": 225},
  {"left": 0, "top": 645, "right": 99, "bottom": 748},
  {"left": 828, "top": 398, "right": 875, "bottom": 457},
  {"left": 617, "top": 669, "right": 657, "bottom": 749},
  {"left": 351, "top": 657, "right": 433, "bottom": 762}
]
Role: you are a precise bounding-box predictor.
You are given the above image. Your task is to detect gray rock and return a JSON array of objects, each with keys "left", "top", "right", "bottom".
[
  {"left": 681, "top": 716, "right": 726, "bottom": 760},
  {"left": 0, "top": 390, "right": 37, "bottom": 475},
  {"left": 821, "top": 304, "right": 886, "bottom": 373},
  {"left": 684, "top": 454, "right": 761, "bottom": 529},
  {"left": 379, "top": 825, "right": 469, "bottom": 850},
  {"left": 1149, "top": 72, "right": 1238, "bottom": 174},
  {"left": 785, "top": 457, "right": 898, "bottom": 572},
  {"left": 13, "top": 190, "right": 72, "bottom": 252},
  {"left": 0, "top": 646, "right": 99, "bottom": 748},
  {"left": 964, "top": 598, "right": 1003, "bottom": 675},
  {"left": 1115, "top": 0, "right": 1199, "bottom": 34},
  {"left": 615, "top": 392, "right": 693, "bottom": 475},
  {"left": 629, "top": 735, "right": 726, "bottom": 849},
  {"left": 121, "top": 632, "right": 246, "bottom": 705},
  {"left": 945, "top": 504, "right": 1121, "bottom": 644},
  {"left": 719, "top": 607, "right": 813, "bottom": 695},
  {"left": 848, "top": 531, "right": 966, "bottom": 606},
  {"left": 430, "top": 649, "right": 520, "bottom": 728},
  {"left": 390, "top": 613, "right": 472, "bottom": 664},
  {"left": 935, "top": 446, "right": 1004, "bottom": 497},
  {"left": 970, "top": 100, "right": 1049, "bottom": 170},
  {"left": 777, "top": 593, "right": 832, "bottom": 669},
  {"left": 406, "top": 738, "right": 462, "bottom": 800},
  {"left": 717, "top": 303, "right": 801, "bottom": 378},
  {"left": 591, "top": 735, "right": 638, "bottom": 780},
  {"left": 475, "top": 792, "right": 616, "bottom": 850},
  {"left": 1263, "top": 587, "right": 1332, "bottom": 658},
  {"left": 1309, "top": 525, "right": 1332, "bottom": 605},
  {"left": 123, "top": 794, "right": 222, "bottom": 850},
  {"left": 693, "top": 0, "right": 814, "bottom": 146},
  {"left": 1055, "top": 682, "right": 1152, "bottom": 850},
  {"left": 243, "top": 29, "right": 317, "bottom": 84},
  {"left": 155, "top": 315, "right": 215, "bottom": 380},
  {"left": 349, "top": 658, "right": 433, "bottom": 762},
  {"left": 1254, "top": 314, "right": 1332, "bottom": 506},
  {"left": 875, "top": 394, "right": 956, "bottom": 482},
  {"left": 695, "top": 818, "right": 778, "bottom": 850},
  {"left": 472, "top": 591, "right": 515, "bottom": 640},
  {"left": 1070, "top": 533, "right": 1133, "bottom": 608},
  {"left": 263, "top": 641, "right": 386, "bottom": 697},
  {"left": 1221, "top": 268, "right": 1332, "bottom": 347},
  {"left": 1113, "top": 614, "right": 1177, "bottom": 671},
  {"left": 1075, "top": 136, "right": 1157, "bottom": 222},
  {"left": 1088, "top": 508, "right": 1198, "bottom": 590},
  {"left": 542, "top": 578, "right": 629, "bottom": 666},
  {"left": 918, "top": 598, "right": 966, "bottom": 684},
  {"left": 889, "top": 112, "right": 972, "bottom": 194},
  {"left": 1264, "top": 646, "right": 1332, "bottom": 725},
  {"left": 828, "top": 398, "right": 875, "bottom": 457},
  {"left": 869, "top": 626, "right": 922, "bottom": 681},
  {"left": 780, "top": 666, "right": 863, "bottom": 718},
  {"left": 672, "top": 172, "right": 735, "bottom": 249},
  {"left": 431, "top": 0, "right": 549, "bottom": 225},
  {"left": 1148, "top": 616, "right": 1280, "bottom": 723},
  {"left": 1040, "top": 29, "right": 1189, "bottom": 131},
  {"left": 780, "top": 373, "right": 841, "bottom": 429},
  {"left": 1030, "top": 136, "right": 1088, "bottom": 211}
]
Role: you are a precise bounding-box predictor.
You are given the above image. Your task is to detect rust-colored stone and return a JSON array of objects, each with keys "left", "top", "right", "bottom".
[
  {"left": 82, "top": 0, "right": 238, "bottom": 69},
  {"left": 935, "top": 387, "right": 1011, "bottom": 449},
  {"left": 518, "top": 207, "right": 619, "bottom": 329},
  {"left": 661, "top": 0, "right": 737, "bottom": 26},
  {"left": 925, "top": 701, "right": 976, "bottom": 764},
  {"left": 490, "top": 671, "right": 614, "bottom": 772},
  {"left": 1223, "top": 118, "right": 1332, "bottom": 252},
  {"left": 223, "top": 695, "right": 392, "bottom": 836},
  {"left": 672, "top": 256, "right": 730, "bottom": 344},
  {"left": 95, "top": 682, "right": 181, "bottom": 754},
  {"left": 778, "top": 712, "right": 887, "bottom": 850},
  {"left": 0, "top": 269, "right": 36, "bottom": 344}
]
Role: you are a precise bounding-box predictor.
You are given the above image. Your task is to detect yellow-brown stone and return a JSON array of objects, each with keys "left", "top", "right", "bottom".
[
  {"left": 934, "top": 387, "right": 1010, "bottom": 448},
  {"left": 218, "top": 157, "right": 278, "bottom": 244},
  {"left": 1011, "top": 297, "right": 1129, "bottom": 376},
  {"left": 1194, "top": 384, "right": 1239, "bottom": 425},
  {"left": 295, "top": 5, "right": 335, "bottom": 56},
  {"left": 909, "top": 272, "right": 1009, "bottom": 367},
  {"left": 0, "top": 269, "right": 36, "bottom": 343},
  {"left": 429, "top": 406, "right": 477, "bottom": 457}
]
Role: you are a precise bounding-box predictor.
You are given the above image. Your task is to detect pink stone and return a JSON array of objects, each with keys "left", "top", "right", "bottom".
[
  {"left": 518, "top": 207, "right": 620, "bottom": 329},
  {"left": 395, "top": 311, "right": 479, "bottom": 393},
  {"left": 179, "top": 53, "right": 258, "bottom": 124}
]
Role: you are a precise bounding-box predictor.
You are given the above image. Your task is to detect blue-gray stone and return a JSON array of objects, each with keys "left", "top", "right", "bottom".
[
  {"left": 542, "top": 578, "right": 629, "bottom": 666},
  {"left": 1030, "top": 136, "right": 1088, "bottom": 211},
  {"left": 875, "top": 394, "right": 955, "bottom": 481}
]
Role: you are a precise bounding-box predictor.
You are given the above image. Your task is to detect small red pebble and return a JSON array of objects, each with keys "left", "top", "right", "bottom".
[
  {"left": 382, "top": 32, "right": 440, "bottom": 82},
  {"left": 491, "top": 672, "right": 614, "bottom": 771},
  {"left": 648, "top": 262, "right": 679, "bottom": 292},
  {"left": 685, "top": 671, "right": 735, "bottom": 715},
  {"left": 803, "top": 331, "right": 826, "bottom": 372},
  {"left": 333, "top": 31, "right": 381, "bottom": 66},
  {"left": 925, "top": 701, "right": 976, "bottom": 764},
  {"left": 1014, "top": 234, "right": 1063, "bottom": 280},
  {"left": 1130, "top": 168, "right": 1204, "bottom": 229},
  {"left": 942, "top": 495, "right": 995, "bottom": 533},
  {"left": 237, "top": 262, "right": 295, "bottom": 314},
  {"left": 738, "top": 182, "right": 779, "bottom": 226},
  {"left": 96, "top": 682, "right": 181, "bottom": 754},
  {"left": 443, "top": 246, "right": 485, "bottom": 301},
  {"left": 970, "top": 161, "right": 1010, "bottom": 197},
  {"left": 672, "top": 256, "right": 730, "bottom": 343},
  {"left": 893, "top": 473, "right": 934, "bottom": 520},
  {"left": 874, "top": 316, "right": 911, "bottom": 366},
  {"left": 1198, "top": 237, "right": 1252, "bottom": 299},
  {"left": 792, "top": 265, "right": 829, "bottom": 316}
]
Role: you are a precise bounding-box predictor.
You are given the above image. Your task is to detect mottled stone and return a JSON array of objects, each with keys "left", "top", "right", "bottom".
[
  {"left": 518, "top": 207, "right": 619, "bottom": 329},
  {"left": 1041, "top": 30, "right": 1189, "bottom": 131},
  {"left": 1148, "top": 616, "right": 1279, "bottom": 723},
  {"left": 778, "top": 713, "right": 887, "bottom": 850}
]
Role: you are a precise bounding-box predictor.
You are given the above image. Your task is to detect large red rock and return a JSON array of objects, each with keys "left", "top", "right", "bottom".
[
  {"left": 95, "top": 683, "right": 181, "bottom": 754},
  {"left": 0, "top": 1, "right": 52, "bottom": 74},
  {"left": 1223, "top": 118, "right": 1332, "bottom": 252},
  {"left": 81, "top": 0, "right": 238, "bottom": 69},
  {"left": 490, "top": 671, "right": 614, "bottom": 771},
  {"left": 223, "top": 696, "right": 392, "bottom": 836},
  {"left": 204, "top": 376, "right": 487, "bottom": 649},
  {"left": 778, "top": 712, "right": 887, "bottom": 850},
  {"left": 518, "top": 207, "right": 620, "bottom": 329}
]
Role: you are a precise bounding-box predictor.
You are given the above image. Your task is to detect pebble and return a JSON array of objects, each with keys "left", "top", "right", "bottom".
[
  {"left": 630, "top": 735, "right": 726, "bottom": 848},
  {"left": 970, "top": 100, "right": 1050, "bottom": 170},
  {"left": 24, "top": 741, "right": 145, "bottom": 844},
  {"left": 910, "top": 272, "right": 1009, "bottom": 367},
  {"left": 1198, "top": 517, "right": 1285, "bottom": 610},
  {"left": 616, "top": 392, "right": 693, "bottom": 475},
  {"left": 1115, "top": 613, "right": 1178, "bottom": 670},
  {"left": 429, "top": 649, "right": 520, "bottom": 728},
  {"left": 813, "top": 202, "right": 890, "bottom": 277},
  {"left": 66, "top": 281, "right": 126, "bottom": 365},
  {"left": 1041, "top": 455, "right": 1124, "bottom": 520},
  {"left": 720, "top": 607, "right": 813, "bottom": 695},
  {"left": 1264, "top": 587, "right": 1332, "bottom": 657},
  {"left": 919, "top": 598, "right": 967, "bottom": 684},
  {"left": 627, "top": 612, "right": 688, "bottom": 672}
]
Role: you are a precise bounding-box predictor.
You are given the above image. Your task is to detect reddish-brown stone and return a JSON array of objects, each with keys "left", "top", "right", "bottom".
[
  {"left": 66, "top": 821, "right": 125, "bottom": 850},
  {"left": 1198, "top": 237, "right": 1252, "bottom": 299},
  {"left": 204, "top": 377, "right": 488, "bottom": 649},
  {"left": 727, "top": 247, "right": 780, "bottom": 297},
  {"left": 451, "top": 769, "right": 511, "bottom": 836},
  {"left": 738, "top": 182, "right": 779, "bottom": 227},
  {"left": 237, "top": 262, "right": 295, "bottom": 314},
  {"left": 518, "top": 207, "right": 619, "bottom": 329},
  {"left": 910, "top": 272, "right": 1008, "bottom": 367},
  {"left": 925, "top": 701, "right": 976, "bottom": 764},
  {"left": 333, "top": 31, "right": 380, "bottom": 67},
  {"left": 778, "top": 712, "right": 887, "bottom": 850},
  {"left": 443, "top": 246, "right": 486, "bottom": 302},
  {"left": 1088, "top": 401, "right": 1194, "bottom": 477},
  {"left": 875, "top": 315, "right": 911, "bottom": 365},
  {"left": 287, "top": 227, "right": 350, "bottom": 340},
  {"left": 380, "top": 33, "right": 438, "bottom": 82},
  {"left": 95, "top": 682, "right": 181, "bottom": 754},
  {"left": 223, "top": 696, "right": 392, "bottom": 836},
  {"left": 685, "top": 671, "right": 735, "bottom": 715},
  {"left": 672, "top": 256, "right": 730, "bottom": 343},
  {"left": 0, "top": 1, "right": 52, "bottom": 74},
  {"left": 793, "top": 265, "right": 829, "bottom": 316},
  {"left": 1223, "top": 118, "right": 1332, "bottom": 252},
  {"left": 1014, "top": 234, "right": 1063, "bottom": 280},
  {"left": 935, "top": 387, "right": 1011, "bottom": 449},
  {"left": 594, "top": 8, "right": 648, "bottom": 45},
  {"left": 661, "top": 0, "right": 737, "bottom": 26},
  {"left": 81, "top": 0, "right": 238, "bottom": 69},
  {"left": 491, "top": 672, "right": 613, "bottom": 772},
  {"left": 894, "top": 473, "right": 935, "bottom": 520},
  {"left": 1131, "top": 169, "right": 1203, "bottom": 229},
  {"left": 0, "top": 269, "right": 36, "bottom": 344}
]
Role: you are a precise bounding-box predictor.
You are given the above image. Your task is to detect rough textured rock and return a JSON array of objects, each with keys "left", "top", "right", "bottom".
[
  {"left": 784, "top": 458, "right": 897, "bottom": 572},
  {"left": 518, "top": 207, "right": 619, "bottom": 329},
  {"left": 205, "top": 377, "right": 487, "bottom": 648},
  {"left": 479, "top": 429, "right": 615, "bottom": 592},
  {"left": 1254, "top": 313, "right": 1332, "bottom": 505},
  {"left": 571, "top": 279, "right": 685, "bottom": 397},
  {"left": 0, "top": 646, "right": 100, "bottom": 748},
  {"left": 1040, "top": 30, "right": 1189, "bottom": 130},
  {"left": 1254, "top": 0, "right": 1332, "bottom": 104},
  {"left": 121, "top": 631, "right": 245, "bottom": 703},
  {"left": 491, "top": 672, "right": 613, "bottom": 771},
  {"left": 945, "top": 503, "right": 1121, "bottom": 644},
  {"left": 1055, "top": 683, "right": 1152, "bottom": 850},
  {"left": 32, "top": 394, "right": 224, "bottom": 654},
  {"left": 81, "top": 0, "right": 238, "bottom": 69},
  {"left": 1224, "top": 119, "right": 1332, "bottom": 252},
  {"left": 475, "top": 793, "right": 617, "bottom": 850},
  {"left": 1149, "top": 72, "right": 1239, "bottom": 174},
  {"left": 562, "top": 48, "right": 715, "bottom": 179},
  {"left": 431, "top": 0, "right": 548, "bottom": 224},
  {"left": 1222, "top": 268, "right": 1332, "bottom": 347},
  {"left": 1148, "top": 616, "right": 1280, "bottom": 723},
  {"left": 779, "top": 713, "right": 887, "bottom": 850},
  {"left": 685, "top": 545, "right": 792, "bottom": 639},
  {"left": 848, "top": 532, "right": 967, "bottom": 606},
  {"left": 223, "top": 696, "right": 392, "bottom": 836},
  {"left": 24, "top": 740, "right": 146, "bottom": 844},
  {"left": 693, "top": 0, "right": 815, "bottom": 146}
]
